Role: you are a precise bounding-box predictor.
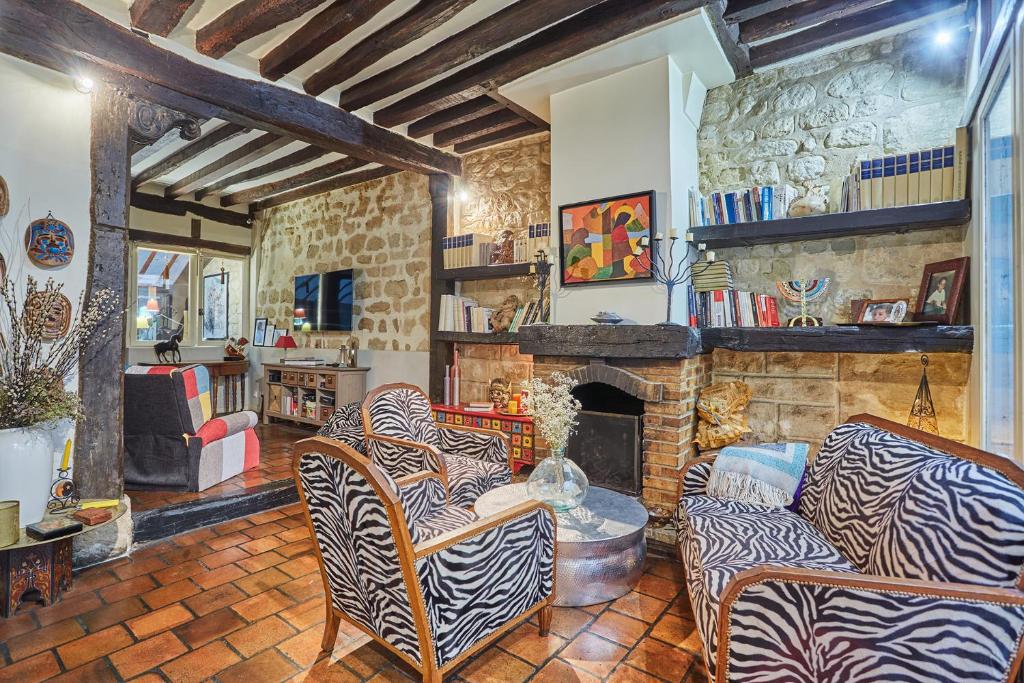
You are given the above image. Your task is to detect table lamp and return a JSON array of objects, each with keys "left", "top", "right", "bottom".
[{"left": 275, "top": 332, "right": 297, "bottom": 359}]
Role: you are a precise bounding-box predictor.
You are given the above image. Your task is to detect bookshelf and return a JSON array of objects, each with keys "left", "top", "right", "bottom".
[
  {"left": 690, "top": 200, "right": 969, "bottom": 249},
  {"left": 437, "top": 263, "right": 534, "bottom": 281},
  {"left": 432, "top": 331, "right": 518, "bottom": 344},
  {"left": 261, "top": 364, "right": 368, "bottom": 428}
]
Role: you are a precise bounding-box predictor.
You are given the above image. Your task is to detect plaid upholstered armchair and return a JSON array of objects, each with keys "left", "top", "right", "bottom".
[
  {"left": 361, "top": 384, "right": 512, "bottom": 507},
  {"left": 294, "top": 436, "right": 555, "bottom": 682},
  {"left": 124, "top": 364, "right": 259, "bottom": 491}
]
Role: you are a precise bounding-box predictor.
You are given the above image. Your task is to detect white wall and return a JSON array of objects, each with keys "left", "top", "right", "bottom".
[{"left": 549, "top": 57, "right": 702, "bottom": 325}]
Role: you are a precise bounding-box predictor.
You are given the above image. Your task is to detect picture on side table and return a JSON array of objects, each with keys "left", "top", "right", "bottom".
[
  {"left": 559, "top": 190, "right": 655, "bottom": 286},
  {"left": 263, "top": 323, "right": 277, "bottom": 347},
  {"left": 914, "top": 257, "right": 969, "bottom": 324}
]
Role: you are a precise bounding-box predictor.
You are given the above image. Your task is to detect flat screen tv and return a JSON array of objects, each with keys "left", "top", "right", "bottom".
[{"left": 293, "top": 269, "right": 354, "bottom": 332}]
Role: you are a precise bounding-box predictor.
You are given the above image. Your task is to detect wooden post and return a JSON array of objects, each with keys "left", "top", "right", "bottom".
[
  {"left": 428, "top": 175, "right": 454, "bottom": 403},
  {"left": 74, "top": 82, "right": 131, "bottom": 499}
]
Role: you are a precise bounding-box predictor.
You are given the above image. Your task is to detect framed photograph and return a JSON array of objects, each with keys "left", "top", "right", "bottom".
[
  {"left": 914, "top": 257, "right": 969, "bottom": 324},
  {"left": 859, "top": 298, "right": 910, "bottom": 324},
  {"left": 272, "top": 328, "right": 285, "bottom": 345},
  {"left": 202, "top": 273, "right": 229, "bottom": 340},
  {"left": 253, "top": 317, "right": 268, "bottom": 347},
  {"left": 263, "top": 323, "right": 277, "bottom": 347},
  {"left": 559, "top": 190, "right": 655, "bottom": 286}
]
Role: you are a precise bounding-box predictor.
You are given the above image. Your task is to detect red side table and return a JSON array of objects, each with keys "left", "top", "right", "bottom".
[{"left": 432, "top": 404, "right": 535, "bottom": 473}]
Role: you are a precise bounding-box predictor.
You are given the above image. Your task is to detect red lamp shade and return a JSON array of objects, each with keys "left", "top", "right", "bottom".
[{"left": 275, "top": 334, "right": 298, "bottom": 350}]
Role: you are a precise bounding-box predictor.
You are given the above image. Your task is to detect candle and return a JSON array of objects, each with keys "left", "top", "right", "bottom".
[
  {"left": 668, "top": 227, "right": 678, "bottom": 239},
  {"left": 60, "top": 439, "right": 72, "bottom": 470},
  {"left": 706, "top": 250, "right": 716, "bottom": 262},
  {"left": 656, "top": 232, "right": 664, "bottom": 241},
  {"left": 529, "top": 263, "right": 536, "bottom": 274},
  {"left": 685, "top": 231, "right": 694, "bottom": 242}
]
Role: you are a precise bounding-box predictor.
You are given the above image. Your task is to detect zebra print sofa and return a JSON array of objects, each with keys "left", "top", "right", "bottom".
[
  {"left": 361, "top": 384, "right": 513, "bottom": 507},
  {"left": 294, "top": 436, "right": 556, "bottom": 682},
  {"left": 676, "top": 414, "right": 1024, "bottom": 683}
]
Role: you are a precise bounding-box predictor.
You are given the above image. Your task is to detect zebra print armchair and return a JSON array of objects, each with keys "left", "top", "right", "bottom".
[
  {"left": 361, "top": 384, "right": 513, "bottom": 507},
  {"left": 676, "top": 415, "right": 1024, "bottom": 683},
  {"left": 294, "top": 436, "right": 556, "bottom": 682}
]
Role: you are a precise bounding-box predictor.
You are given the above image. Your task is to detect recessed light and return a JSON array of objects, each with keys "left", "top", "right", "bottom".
[
  {"left": 934, "top": 30, "right": 953, "bottom": 46},
  {"left": 458, "top": 190, "right": 470, "bottom": 202},
  {"left": 74, "top": 76, "right": 95, "bottom": 94}
]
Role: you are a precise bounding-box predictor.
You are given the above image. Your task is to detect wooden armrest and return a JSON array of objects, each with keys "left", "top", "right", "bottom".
[
  {"left": 413, "top": 500, "right": 555, "bottom": 560},
  {"left": 395, "top": 470, "right": 445, "bottom": 487}
]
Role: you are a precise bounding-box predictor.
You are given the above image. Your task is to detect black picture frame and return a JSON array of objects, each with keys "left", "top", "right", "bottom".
[
  {"left": 253, "top": 317, "right": 268, "bottom": 346},
  {"left": 558, "top": 190, "right": 656, "bottom": 287}
]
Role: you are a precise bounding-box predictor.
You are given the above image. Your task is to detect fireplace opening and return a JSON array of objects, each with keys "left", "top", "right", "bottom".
[{"left": 566, "top": 382, "right": 643, "bottom": 496}]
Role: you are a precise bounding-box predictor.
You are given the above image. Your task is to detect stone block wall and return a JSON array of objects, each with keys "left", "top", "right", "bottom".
[
  {"left": 711, "top": 349, "right": 971, "bottom": 449},
  {"left": 455, "top": 343, "right": 534, "bottom": 404}
]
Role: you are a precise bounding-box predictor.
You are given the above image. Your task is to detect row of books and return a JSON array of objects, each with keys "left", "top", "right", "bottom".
[
  {"left": 442, "top": 224, "right": 552, "bottom": 270},
  {"left": 841, "top": 128, "right": 968, "bottom": 212},
  {"left": 689, "top": 185, "right": 800, "bottom": 226},
  {"left": 513, "top": 223, "right": 551, "bottom": 263},
  {"left": 438, "top": 295, "right": 494, "bottom": 333},
  {"left": 688, "top": 287, "right": 782, "bottom": 328},
  {"left": 504, "top": 300, "right": 545, "bottom": 333}
]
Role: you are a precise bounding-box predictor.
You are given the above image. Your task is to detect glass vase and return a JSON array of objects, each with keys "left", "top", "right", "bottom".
[{"left": 526, "top": 448, "right": 589, "bottom": 512}]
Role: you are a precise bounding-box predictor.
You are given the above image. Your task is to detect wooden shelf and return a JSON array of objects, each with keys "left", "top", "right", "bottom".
[
  {"left": 433, "top": 331, "right": 518, "bottom": 344},
  {"left": 437, "top": 263, "right": 533, "bottom": 281},
  {"left": 690, "top": 200, "right": 970, "bottom": 249},
  {"left": 698, "top": 325, "right": 974, "bottom": 354}
]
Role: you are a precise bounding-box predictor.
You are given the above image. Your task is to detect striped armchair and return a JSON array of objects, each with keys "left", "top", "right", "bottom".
[
  {"left": 124, "top": 364, "right": 259, "bottom": 491},
  {"left": 676, "top": 415, "right": 1024, "bottom": 683},
  {"left": 294, "top": 436, "right": 555, "bottom": 682},
  {"left": 361, "top": 384, "right": 513, "bottom": 507}
]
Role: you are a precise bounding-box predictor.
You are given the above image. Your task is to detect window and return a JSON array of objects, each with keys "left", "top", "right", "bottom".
[{"left": 131, "top": 245, "right": 248, "bottom": 348}]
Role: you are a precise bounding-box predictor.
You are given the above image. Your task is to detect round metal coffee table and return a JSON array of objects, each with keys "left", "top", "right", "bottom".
[{"left": 475, "top": 484, "right": 648, "bottom": 606}]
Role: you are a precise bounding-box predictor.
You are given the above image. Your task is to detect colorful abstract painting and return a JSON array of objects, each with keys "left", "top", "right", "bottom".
[{"left": 559, "top": 191, "right": 655, "bottom": 286}]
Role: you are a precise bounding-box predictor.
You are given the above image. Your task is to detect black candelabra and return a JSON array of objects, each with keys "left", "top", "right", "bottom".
[
  {"left": 635, "top": 232, "right": 715, "bottom": 325},
  {"left": 530, "top": 249, "right": 552, "bottom": 324}
]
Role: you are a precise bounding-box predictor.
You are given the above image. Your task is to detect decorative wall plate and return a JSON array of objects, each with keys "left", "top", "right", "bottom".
[
  {"left": 0, "top": 253, "right": 6, "bottom": 282},
  {"left": 26, "top": 291, "right": 72, "bottom": 341},
  {"left": 0, "top": 176, "right": 8, "bottom": 217},
  {"left": 25, "top": 213, "right": 75, "bottom": 269}
]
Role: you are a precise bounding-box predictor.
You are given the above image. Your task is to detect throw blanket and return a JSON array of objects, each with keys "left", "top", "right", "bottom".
[{"left": 707, "top": 442, "right": 808, "bottom": 507}]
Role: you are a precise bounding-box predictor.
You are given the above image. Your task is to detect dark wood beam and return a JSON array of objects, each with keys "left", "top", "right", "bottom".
[
  {"left": 129, "top": 0, "right": 195, "bottom": 37},
  {"left": 131, "top": 191, "right": 253, "bottom": 228},
  {"left": 428, "top": 174, "right": 453, "bottom": 403},
  {"left": 486, "top": 91, "right": 550, "bottom": 130},
  {"left": 740, "top": 0, "right": 891, "bottom": 43},
  {"left": 129, "top": 229, "right": 252, "bottom": 256},
  {"left": 750, "top": 0, "right": 964, "bottom": 68},
  {"left": 220, "top": 156, "right": 369, "bottom": 206},
  {"left": 165, "top": 132, "right": 289, "bottom": 198},
  {"left": 253, "top": 166, "right": 400, "bottom": 210},
  {"left": 373, "top": 0, "right": 706, "bottom": 127},
  {"left": 706, "top": 0, "right": 750, "bottom": 76},
  {"left": 723, "top": 0, "right": 802, "bottom": 23},
  {"left": 132, "top": 122, "right": 249, "bottom": 189},
  {"left": 194, "top": 145, "right": 326, "bottom": 200},
  {"left": 131, "top": 117, "right": 209, "bottom": 166},
  {"left": 453, "top": 122, "right": 545, "bottom": 154},
  {"left": 0, "top": 0, "right": 462, "bottom": 176},
  {"left": 433, "top": 110, "right": 526, "bottom": 147},
  {"left": 259, "top": 0, "right": 396, "bottom": 81},
  {"left": 304, "top": 0, "right": 476, "bottom": 96},
  {"left": 407, "top": 97, "right": 506, "bottom": 138},
  {"left": 338, "top": 0, "right": 604, "bottom": 111},
  {"left": 196, "top": 0, "right": 330, "bottom": 59}
]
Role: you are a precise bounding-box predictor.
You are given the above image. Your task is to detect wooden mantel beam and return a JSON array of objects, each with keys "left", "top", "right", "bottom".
[
  {"left": 129, "top": 0, "right": 195, "bottom": 37},
  {"left": 0, "top": 0, "right": 462, "bottom": 177},
  {"left": 196, "top": 0, "right": 330, "bottom": 59}
]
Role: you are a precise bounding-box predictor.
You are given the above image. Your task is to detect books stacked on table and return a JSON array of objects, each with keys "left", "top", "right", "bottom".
[
  {"left": 688, "top": 286, "right": 782, "bottom": 328},
  {"left": 438, "top": 295, "right": 493, "bottom": 333},
  {"left": 464, "top": 402, "right": 495, "bottom": 413},
  {"left": 840, "top": 127, "right": 968, "bottom": 212},
  {"left": 689, "top": 185, "right": 799, "bottom": 226},
  {"left": 691, "top": 261, "right": 734, "bottom": 292}
]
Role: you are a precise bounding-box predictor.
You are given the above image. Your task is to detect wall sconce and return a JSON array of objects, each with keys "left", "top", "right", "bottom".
[{"left": 74, "top": 76, "right": 95, "bottom": 94}]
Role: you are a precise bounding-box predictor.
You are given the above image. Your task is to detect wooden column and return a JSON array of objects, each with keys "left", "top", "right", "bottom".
[
  {"left": 428, "top": 175, "right": 454, "bottom": 403},
  {"left": 74, "top": 82, "right": 131, "bottom": 499}
]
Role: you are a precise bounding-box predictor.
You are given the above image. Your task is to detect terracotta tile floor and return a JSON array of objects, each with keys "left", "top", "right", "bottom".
[
  {"left": 0, "top": 506, "right": 707, "bottom": 682},
  {"left": 128, "top": 423, "right": 315, "bottom": 512}
]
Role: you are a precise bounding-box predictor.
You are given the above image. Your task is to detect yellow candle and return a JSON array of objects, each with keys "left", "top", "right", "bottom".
[{"left": 61, "top": 439, "right": 72, "bottom": 470}]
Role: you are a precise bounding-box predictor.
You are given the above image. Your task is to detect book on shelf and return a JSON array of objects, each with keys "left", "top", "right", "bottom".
[
  {"left": 280, "top": 357, "right": 324, "bottom": 366},
  {"left": 688, "top": 286, "right": 781, "bottom": 328},
  {"left": 438, "top": 294, "right": 494, "bottom": 333},
  {"left": 444, "top": 224, "right": 552, "bottom": 271},
  {"left": 690, "top": 185, "right": 798, "bottom": 226},
  {"left": 691, "top": 260, "right": 734, "bottom": 293}
]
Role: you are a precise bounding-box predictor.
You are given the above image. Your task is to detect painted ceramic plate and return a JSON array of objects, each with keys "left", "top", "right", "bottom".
[
  {"left": 26, "top": 291, "right": 72, "bottom": 340},
  {"left": 25, "top": 214, "right": 75, "bottom": 269},
  {"left": 0, "top": 176, "right": 8, "bottom": 217},
  {"left": 0, "top": 253, "right": 5, "bottom": 282}
]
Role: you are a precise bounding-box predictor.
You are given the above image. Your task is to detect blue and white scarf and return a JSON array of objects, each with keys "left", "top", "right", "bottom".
[{"left": 707, "top": 442, "right": 808, "bottom": 507}]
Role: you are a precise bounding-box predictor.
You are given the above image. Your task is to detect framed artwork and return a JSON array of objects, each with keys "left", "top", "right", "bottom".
[
  {"left": 263, "top": 323, "right": 277, "bottom": 347},
  {"left": 272, "top": 328, "right": 285, "bottom": 345},
  {"left": 559, "top": 190, "right": 655, "bottom": 286},
  {"left": 253, "top": 317, "right": 268, "bottom": 347},
  {"left": 858, "top": 298, "right": 910, "bottom": 324},
  {"left": 25, "top": 213, "right": 74, "bottom": 269},
  {"left": 202, "top": 273, "right": 229, "bottom": 340},
  {"left": 914, "top": 257, "right": 969, "bottom": 324}
]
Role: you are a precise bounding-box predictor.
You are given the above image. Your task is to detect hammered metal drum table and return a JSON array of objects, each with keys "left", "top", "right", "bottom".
[{"left": 475, "top": 484, "right": 648, "bottom": 606}]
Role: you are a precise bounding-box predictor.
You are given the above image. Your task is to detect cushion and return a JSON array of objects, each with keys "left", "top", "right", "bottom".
[
  {"left": 445, "top": 453, "right": 512, "bottom": 508},
  {"left": 707, "top": 442, "right": 808, "bottom": 507},
  {"left": 410, "top": 506, "right": 479, "bottom": 544}
]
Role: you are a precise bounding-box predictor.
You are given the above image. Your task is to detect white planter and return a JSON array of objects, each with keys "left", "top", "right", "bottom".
[{"left": 0, "top": 422, "right": 63, "bottom": 526}]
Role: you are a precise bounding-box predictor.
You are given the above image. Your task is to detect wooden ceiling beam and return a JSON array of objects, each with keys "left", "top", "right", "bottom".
[
  {"left": 373, "top": 0, "right": 707, "bottom": 128},
  {"left": 132, "top": 122, "right": 249, "bottom": 190},
  {"left": 259, "top": 0, "right": 396, "bottom": 81},
  {"left": 219, "top": 156, "right": 369, "bottom": 206},
  {"left": 194, "top": 145, "right": 326, "bottom": 199},
  {"left": 131, "top": 191, "right": 252, "bottom": 228},
  {"left": 406, "top": 97, "right": 506, "bottom": 139},
  {"left": 304, "top": 0, "right": 476, "bottom": 96},
  {"left": 196, "top": 0, "right": 330, "bottom": 59},
  {"left": 706, "top": 0, "right": 751, "bottom": 76},
  {"left": 433, "top": 110, "right": 527, "bottom": 148},
  {"left": 453, "top": 122, "right": 545, "bottom": 154},
  {"left": 750, "top": 0, "right": 963, "bottom": 68},
  {"left": 740, "top": 0, "right": 892, "bottom": 44},
  {"left": 723, "top": 0, "right": 803, "bottom": 24},
  {"left": 0, "top": 0, "right": 461, "bottom": 176},
  {"left": 165, "top": 132, "right": 290, "bottom": 198},
  {"left": 338, "top": 0, "right": 604, "bottom": 111},
  {"left": 253, "top": 166, "right": 400, "bottom": 211},
  {"left": 129, "top": 0, "right": 195, "bottom": 37}
]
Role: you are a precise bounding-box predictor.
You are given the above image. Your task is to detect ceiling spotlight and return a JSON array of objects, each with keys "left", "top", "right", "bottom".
[
  {"left": 934, "top": 30, "right": 952, "bottom": 46},
  {"left": 74, "top": 76, "right": 95, "bottom": 94}
]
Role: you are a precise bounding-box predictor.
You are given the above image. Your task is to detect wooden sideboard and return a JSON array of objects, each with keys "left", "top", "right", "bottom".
[{"left": 262, "top": 363, "right": 368, "bottom": 428}]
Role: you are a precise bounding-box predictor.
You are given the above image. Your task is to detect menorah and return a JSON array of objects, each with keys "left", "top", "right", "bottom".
[
  {"left": 775, "top": 278, "right": 831, "bottom": 327},
  {"left": 634, "top": 232, "right": 714, "bottom": 326}
]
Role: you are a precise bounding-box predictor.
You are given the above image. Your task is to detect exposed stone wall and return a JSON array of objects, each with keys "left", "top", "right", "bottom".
[
  {"left": 698, "top": 28, "right": 968, "bottom": 319},
  {"left": 456, "top": 343, "right": 534, "bottom": 404},
  {"left": 711, "top": 349, "right": 971, "bottom": 448},
  {"left": 254, "top": 171, "right": 432, "bottom": 352}
]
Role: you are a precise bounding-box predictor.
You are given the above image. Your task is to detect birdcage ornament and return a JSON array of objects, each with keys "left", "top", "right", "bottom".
[{"left": 907, "top": 354, "right": 939, "bottom": 435}]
